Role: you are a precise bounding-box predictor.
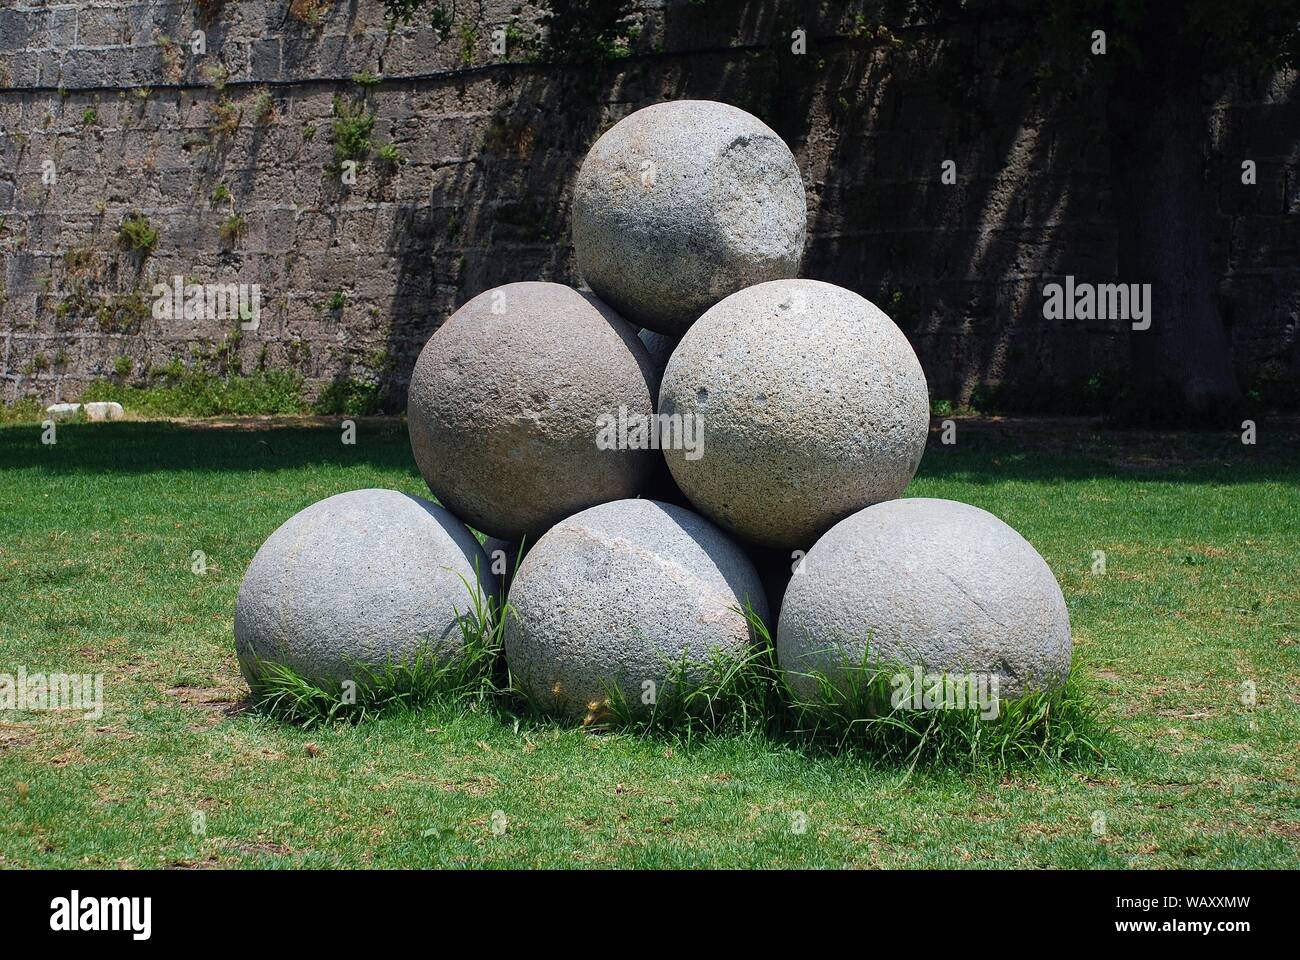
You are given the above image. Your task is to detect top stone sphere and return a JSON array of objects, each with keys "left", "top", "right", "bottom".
[
  {"left": 407, "top": 281, "right": 659, "bottom": 542},
  {"left": 573, "top": 100, "right": 807, "bottom": 338}
]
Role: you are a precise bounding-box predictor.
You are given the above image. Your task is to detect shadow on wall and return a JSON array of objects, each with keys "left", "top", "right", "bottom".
[
  {"left": 370, "top": 0, "right": 1121, "bottom": 414},
  {"left": 23, "top": 1, "right": 1276, "bottom": 412}
]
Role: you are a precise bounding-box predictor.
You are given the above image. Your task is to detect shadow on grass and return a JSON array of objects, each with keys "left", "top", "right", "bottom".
[
  {"left": 245, "top": 596, "right": 1119, "bottom": 776},
  {"left": 916, "top": 415, "right": 1300, "bottom": 486},
  {"left": 4, "top": 415, "right": 1299, "bottom": 486},
  {"left": 0, "top": 418, "right": 421, "bottom": 478}
]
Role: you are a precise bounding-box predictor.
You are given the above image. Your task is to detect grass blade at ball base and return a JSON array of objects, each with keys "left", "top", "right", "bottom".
[
  {"left": 248, "top": 563, "right": 512, "bottom": 728},
  {"left": 766, "top": 604, "right": 1112, "bottom": 773},
  {"left": 596, "top": 600, "right": 785, "bottom": 738}
]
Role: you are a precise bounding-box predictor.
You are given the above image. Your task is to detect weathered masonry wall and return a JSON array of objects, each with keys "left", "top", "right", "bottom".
[{"left": 1, "top": 0, "right": 1297, "bottom": 409}]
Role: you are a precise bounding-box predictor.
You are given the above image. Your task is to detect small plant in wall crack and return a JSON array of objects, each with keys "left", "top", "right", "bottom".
[
  {"left": 220, "top": 213, "right": 247, "bottom": 247},
  {"left": 289, "top": 0, "right": 331, "bottom": 26},
  {"left": 117, "top": 213, "right": 158, "bottom": 255},
  {"left": 458, "top": 20, "right": 479, "bottom": 64},
  {"left": 251, "top": 89, "right": 275, "bottom": 123},
  {"left": 330, "top": 95, "right": 374, "bottom": 168},
  {"left": 156, "top": 34, "right": 183, "bottom": 82},
  {"left": 203, "top": 63, "right": 230, "bottom": 92},
  {"left": 209, "top": 97, "right": 240, "bottom": 137}
]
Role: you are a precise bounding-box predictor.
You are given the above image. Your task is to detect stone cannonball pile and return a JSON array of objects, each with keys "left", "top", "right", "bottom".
[{"left": 233, "top": 98, "right": 1072, "bottom": 718}]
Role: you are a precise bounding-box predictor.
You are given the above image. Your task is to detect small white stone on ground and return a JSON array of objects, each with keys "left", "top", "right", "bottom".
[{"left": 83, "top": 401, "right": 124, "bottom": 422}]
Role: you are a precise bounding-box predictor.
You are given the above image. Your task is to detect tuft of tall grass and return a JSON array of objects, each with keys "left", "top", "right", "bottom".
[
  {"left": 758, "top": 604, "right": 1112, "bottom": 772},
  {"left": 248, "top": 566, "right": 510, "bottom": 729},
  {"left": 595, "top": 601, "right": 784, "bottom": 741}
]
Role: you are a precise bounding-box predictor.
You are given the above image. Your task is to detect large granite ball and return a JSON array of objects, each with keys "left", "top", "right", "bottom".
[
  {"left": 573, "top": 100, "right": 806, "bottom": 337},
  {"left": 777, "top": 498, "right": 1072, "bottom": 703},
  {"left": 407, "top": 281, "right": 659, "bottom": 541},
  {"left": 234, "top": 489, "right": 499, "bottom": 690},
  {"left": 504, "top": 499, "right": 768, "bottom": 721},
  {"left": 659, "top": 279, "right": 930, "bottom": 549}
]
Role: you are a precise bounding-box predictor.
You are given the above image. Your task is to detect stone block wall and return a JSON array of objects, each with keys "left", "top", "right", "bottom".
[{"left": 1, "top": 0, "right": 1296, "bottom": 408}]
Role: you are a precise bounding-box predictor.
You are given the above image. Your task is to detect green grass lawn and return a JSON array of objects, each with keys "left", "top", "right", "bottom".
[{"left": 1, "top": 415, "right": 1297, "bottom": 868}]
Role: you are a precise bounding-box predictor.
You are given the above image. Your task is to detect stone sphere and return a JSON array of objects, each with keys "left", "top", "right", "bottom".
[
  {"left": 660, "top": 279, "right": 930, "bottom": 549},
  {"left": 234, "top": 489, "right": 499, "bottom": 690},
  {"left": 573, "top": 100, "right": 807, "bottom": 337},
  {"left": 777, "top": 498, "right": 1072, "bottom": 703},
  {"left": 407, "top": 281, "right": 659, "bottom": 541},
  {"left": 504, "top": 499, "right": 768, "bottom": 720}
]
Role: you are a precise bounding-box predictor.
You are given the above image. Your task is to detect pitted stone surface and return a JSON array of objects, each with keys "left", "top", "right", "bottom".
[
  {"left": 504, "top": 498, "right": 768, "bottom": 720},
  {"left": 777, "top": 498, "right": 1072, "bottom": 701},
  {"left": 407, "top": 281, "right": 658, "bottom": 541},
  {"left": 573, "top": 100, "right": 806, "bottom": 337},
  {"left": 234, "top": 488, "right": 498, "bottom": 689},
  {"left": 659, "top": 278, "right": 930, "bottom": 549}
]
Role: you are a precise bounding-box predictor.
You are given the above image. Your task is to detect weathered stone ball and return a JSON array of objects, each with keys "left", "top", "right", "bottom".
[
  {"left": 660, "top": 279, "right": 930, "bottom": 549},
  {"left": 234, "top": 489, "right": 499, "bottom": 690},
  {"left": 504, "top": 499, "right": 768, "bottom": 720},
  {"left": 407, "top": 281, "right": 659, "bottom": 541},
  {"left": 777, "top": 498, "right": 1072, "bottom": 703},
  {"left": 573, "top": 100, "right": 807, "bottom": 337}
]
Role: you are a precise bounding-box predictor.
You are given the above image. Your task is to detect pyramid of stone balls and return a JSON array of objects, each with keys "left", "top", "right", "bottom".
[{"left": 234, "top": 100, "right": 1071, "bottom": 719}]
